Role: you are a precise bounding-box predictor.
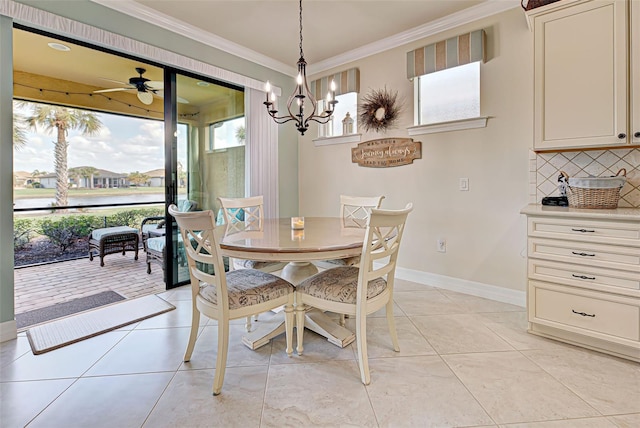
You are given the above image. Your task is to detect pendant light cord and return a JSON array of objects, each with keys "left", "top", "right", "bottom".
[{"left": 299, "top": 0, "right": 304, "bottom": 59}]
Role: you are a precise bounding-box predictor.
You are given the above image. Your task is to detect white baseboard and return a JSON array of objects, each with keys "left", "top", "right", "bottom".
[
  {"left": 0, "top": 319, "right": 17, "bottom": 343},
  {"left": 394, "top": 266, "right": 526, "bottom": 308}
]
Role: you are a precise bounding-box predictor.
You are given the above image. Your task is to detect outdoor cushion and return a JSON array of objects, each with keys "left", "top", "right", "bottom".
[
  {"left": 91, "top": 226, "right": 138, "bottom": 240},
  {"left": 177, "top": 199, "right": 197, "bottom": 212},
  {"left": 147, "top": 236, "right": 165, "bottom": 252},
  {"left": 142, "top": 224, "right": 165, "bottom": 234},
  {"left": 297, "top": 266, "right": 387, "bottom": 304},
  {"left": 198, "top": 269, "right": 293, "bottom": 310}
]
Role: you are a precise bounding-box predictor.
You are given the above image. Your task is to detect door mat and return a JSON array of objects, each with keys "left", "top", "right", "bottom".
[
  {"left": 26, "top": 295, "right": 175, "bottom": 354},
  {"left": 16, "top": 290, "right": 126, "bottom": 329}
]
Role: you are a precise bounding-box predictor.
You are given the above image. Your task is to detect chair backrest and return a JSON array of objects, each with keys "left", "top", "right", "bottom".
[
  {"left": 358, "top": 203, "right": 413, "bottom": 296},
  {"left": 340, "top": 195, "right": 385, "bottom": 228},
  {"left": 168, "top": 204, "right": 230, "bottom": 307},
  {"left": 217, "top": 196, "right": 264, "bottom": 232}
]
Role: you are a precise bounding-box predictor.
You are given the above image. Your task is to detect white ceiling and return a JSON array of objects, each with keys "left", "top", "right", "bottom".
[{"left": 93, "top": 0, "right": 520, "bottom": 76}]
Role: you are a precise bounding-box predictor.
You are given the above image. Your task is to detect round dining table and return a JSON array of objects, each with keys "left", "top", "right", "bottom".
[{"left": 216, "top": 217, "right": 366, "bottom": 350}]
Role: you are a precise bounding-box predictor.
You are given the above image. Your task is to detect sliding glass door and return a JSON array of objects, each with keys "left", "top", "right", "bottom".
[{"left": 164, "top": 70, "right": 245, "bottom": 287}]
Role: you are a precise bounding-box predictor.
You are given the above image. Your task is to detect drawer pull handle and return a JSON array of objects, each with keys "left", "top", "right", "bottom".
[
  {"left": 571, "top": 251, "right": 595, "bottom": 257},
  {"left": 571, "top": 228, "right": 595, "bottom": 233},
  {"left": 572, "top": 274, "right": 596, "bottom": 280},
  {"left": 572, "top": 309, "right": 595, "bottom": 318}
]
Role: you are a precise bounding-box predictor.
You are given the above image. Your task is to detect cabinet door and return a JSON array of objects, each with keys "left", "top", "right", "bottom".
[
  {"left": 534, "top": 0, "right": 628, "bottom": 150},
  {"left": 632, "top": 0, "right": 640, "bottom": 145}
]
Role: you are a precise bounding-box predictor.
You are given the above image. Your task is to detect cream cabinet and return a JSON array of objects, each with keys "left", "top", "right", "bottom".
[
  {"left": 528, "top": 0, "right": 639, "bottom": 151},
  {"left": 521, "top": 204, "right": 640, "bottom": 362}
]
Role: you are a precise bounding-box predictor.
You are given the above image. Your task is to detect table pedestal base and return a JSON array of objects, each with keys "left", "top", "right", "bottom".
[
  {"left": 242, "top": 309, "right": 355, "bottom": 350},
  {"left": 280, "top": 261, "right": 318, "bottom": 285}
]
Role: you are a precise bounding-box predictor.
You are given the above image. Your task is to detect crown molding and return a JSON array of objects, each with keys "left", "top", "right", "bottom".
[
  {"left": 91, "top": 0, "right": 520, "bottom": 78},
  {"left": 90, "top": 0, "right": 296, "bottom": 76},
  {"left": 309, "top": 0, "right": 520, "bottom": 74}
]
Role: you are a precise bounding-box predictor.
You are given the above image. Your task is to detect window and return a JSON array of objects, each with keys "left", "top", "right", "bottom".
[
  {"left": 318, "top": 92, "right": 358, "bottom": 138},
  {"left": 208, "top": 116, "right": 245, "bottom": 151},
  {"left": 417, "top": 61, "right": 480, "bottom": 125}
]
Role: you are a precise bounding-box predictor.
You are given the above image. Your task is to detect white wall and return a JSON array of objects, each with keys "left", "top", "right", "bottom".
[{"left": 299, "top": 8, "right": 532, "bottom": 303}]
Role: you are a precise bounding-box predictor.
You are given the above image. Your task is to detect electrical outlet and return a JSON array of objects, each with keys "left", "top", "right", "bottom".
[
  {"left": 459, "top": 178, "right": 469, "bottom": 191},
  {"left": 437, "top": 238, "right": 446, "bottom": 253}
]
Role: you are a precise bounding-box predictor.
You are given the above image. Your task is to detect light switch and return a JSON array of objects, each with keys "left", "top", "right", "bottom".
[{"left": 459, "top": 178, "right": 469, "bottom": 191}]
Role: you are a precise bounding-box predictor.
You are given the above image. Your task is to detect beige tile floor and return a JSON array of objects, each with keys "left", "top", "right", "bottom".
[{"left": 2, "top": 278, "right": 639, "bottom": 428}]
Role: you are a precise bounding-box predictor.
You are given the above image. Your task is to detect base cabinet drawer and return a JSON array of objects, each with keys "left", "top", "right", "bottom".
[
  {"left": 529, "top": 238, "right": 640, "bottom": 272},
  {"left": 528, "top": 217, "right": 640, "bottom": 247},
  {"left": 531, "top": 283, "right": 640, "bottom": 341},
  {"left": 528, "top": 259, "right": 640, "bottom": 293}
]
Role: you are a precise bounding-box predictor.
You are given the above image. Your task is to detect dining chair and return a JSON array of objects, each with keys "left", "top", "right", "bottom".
[
  {"left": 314, "top": 194, "right": 385, "bottom": 270},
  {"left": 295, "top": 203, "right": 413, "bottom": 385},
  {"left": 217, "top": 196, "right": 289, "bottom": 331},
  {"left": 168, "top": 205, "right": 295, "bottom": 396},
  {"left": 217, "top": 196, "right": 287, "bottom": 273}
]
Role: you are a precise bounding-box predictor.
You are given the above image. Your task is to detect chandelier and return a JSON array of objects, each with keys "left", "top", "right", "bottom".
[{"left": 264, "top": 0, "right": 337, "bottom": 136}]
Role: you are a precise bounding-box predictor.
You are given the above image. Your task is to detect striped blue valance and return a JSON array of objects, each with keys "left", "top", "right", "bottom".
[
  {"left": 407, "top": 29, "right": 486, "bottom": 80},
  {"left": 310, "top": 67, "right": 360, "bottom": 99}
]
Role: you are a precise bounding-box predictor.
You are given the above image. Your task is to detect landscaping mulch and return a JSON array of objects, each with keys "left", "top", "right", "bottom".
[{"left": 14, "top": 236, "right": 91, "bottom": 267}]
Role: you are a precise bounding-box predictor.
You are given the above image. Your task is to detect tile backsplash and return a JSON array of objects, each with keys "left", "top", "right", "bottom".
[{"left": 529, "top": 148, "right": 640, "bottom": 208}]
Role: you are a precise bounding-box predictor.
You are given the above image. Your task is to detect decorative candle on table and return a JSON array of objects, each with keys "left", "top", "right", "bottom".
[{"left": 291, "top": 216, "right": 305, "bottom": 230}]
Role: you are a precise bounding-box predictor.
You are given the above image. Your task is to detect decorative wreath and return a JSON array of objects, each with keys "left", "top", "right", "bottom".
[{"left": 358, "top": 87, "right": 402, "bottom": 133}]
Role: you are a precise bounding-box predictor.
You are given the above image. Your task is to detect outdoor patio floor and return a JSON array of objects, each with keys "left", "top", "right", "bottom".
[{"left": 13, "top": 253, "right": 166, "bottom": 328}]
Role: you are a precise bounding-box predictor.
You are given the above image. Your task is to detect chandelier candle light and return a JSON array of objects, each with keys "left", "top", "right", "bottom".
[{"left": 264, "top": 0, "right": 337, "bottom": 135}]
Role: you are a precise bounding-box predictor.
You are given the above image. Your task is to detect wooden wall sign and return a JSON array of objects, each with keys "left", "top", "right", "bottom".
[{"left": 351, "top": 138, "right": 422, "bottom": 168}]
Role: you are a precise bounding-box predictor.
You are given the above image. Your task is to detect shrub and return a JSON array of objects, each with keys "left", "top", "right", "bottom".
[
  {"left": 39, "top": 215, "right": 102, "bottom": 253},
  {"left": 14, "top": 218, "right": 34, "bottom": 249},
  {"left": 104, "top": 207, "right": 164, "bottom": 229}
]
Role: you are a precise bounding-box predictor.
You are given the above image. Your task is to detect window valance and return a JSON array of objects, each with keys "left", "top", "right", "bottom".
[
  {"left": 310, "top": 68, "right": 360, "bottom": 99},
  {"left": 406, "top": 30, "right": 485, "bottom": 80}
]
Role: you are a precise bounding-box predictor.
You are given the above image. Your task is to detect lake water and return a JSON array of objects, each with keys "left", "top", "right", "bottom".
[{"left": 14, "top": 193, "right": 165, "bottom": 210}]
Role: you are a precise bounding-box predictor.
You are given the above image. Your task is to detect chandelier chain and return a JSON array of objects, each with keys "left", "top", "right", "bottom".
[
  {"left": 263, "top": 0, "right": 337, "bottom": 135},
  {"left": 298, "top": 0, "right": 304, "bottom": 58}
]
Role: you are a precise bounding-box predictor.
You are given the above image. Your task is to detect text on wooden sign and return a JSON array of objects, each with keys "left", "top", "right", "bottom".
[{"left": 351, "top": 138, "right": 422, "bottom": 168}]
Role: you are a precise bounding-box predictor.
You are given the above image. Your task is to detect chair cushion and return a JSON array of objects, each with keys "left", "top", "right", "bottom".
[
  {"left": 198, "top": 269, "right": 293, "bottom": 310},
  {"left": 146, "top": 236, "right": 166, "bottom": 252},
  {"left": 142, "top": 224, "right": 165, "bottom": 235},
  {"left": 297, "top": 266, "right": 387, "bottom": 304},
  {"left": 233, "top": 259, "right": 285, "bottom": 271},
  {"left": 318, "top": 255, "right": 361, "bottom": 267},
  {"left": 177, "top": 199, "right": 197, "bottom": 212},
  {"left": 91, "top": 226, "right": 138, "bottom": 240}
]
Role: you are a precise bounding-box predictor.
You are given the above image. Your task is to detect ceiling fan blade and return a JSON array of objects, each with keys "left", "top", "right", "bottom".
[
  {"left": 137, "top": 91, "right": 154, "bottom": 105},
  {"left": 93, "top": 87, "right": 130, "bottom": 93},
  {"left": 146, "top": 80, "right": 164, "bottom": 90},
  {"left": 99, "top": 77, "right": 132, "bottom": 86}
]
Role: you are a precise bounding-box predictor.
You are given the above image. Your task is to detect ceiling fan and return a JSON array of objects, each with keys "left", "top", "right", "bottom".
[{"left": 94, "top": 67, "right": 163, "bottom": 105}]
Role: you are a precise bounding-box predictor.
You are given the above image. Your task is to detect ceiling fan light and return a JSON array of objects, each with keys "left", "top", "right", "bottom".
[{"left": 137, "top": 91, "right": 154, "bottom": 105}]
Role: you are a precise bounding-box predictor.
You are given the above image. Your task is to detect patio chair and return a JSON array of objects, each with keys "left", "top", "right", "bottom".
[
  {"left": 141, "top": 199, "right": 198, "bottom": 252},
  {"left": 169, "top": 204, "right": 295, "bottom": 395},
  {"left": 143, "top": 199, "right": 198, "bottom": 277}
]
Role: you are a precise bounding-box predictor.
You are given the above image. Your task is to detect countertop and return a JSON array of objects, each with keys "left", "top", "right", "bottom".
[{"left": 521, "top": 204, "right": 640, "bottom": 221}]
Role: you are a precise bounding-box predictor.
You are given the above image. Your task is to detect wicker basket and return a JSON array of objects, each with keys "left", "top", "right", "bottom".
[{"left": 559, "top": 169, "right": 626, "bottom": 209}]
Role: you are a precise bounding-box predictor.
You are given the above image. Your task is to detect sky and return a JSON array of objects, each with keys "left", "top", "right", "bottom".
[{"left": 13, "top": 102, "right": 172, "bottom": 175}]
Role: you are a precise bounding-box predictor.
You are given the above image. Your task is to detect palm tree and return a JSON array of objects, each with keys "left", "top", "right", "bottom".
[
  {"left": 13, "top": 101, "right": 28, "bottom": 150},
  {"left": 22, "top": 102, "right": 103, "bottom": 208}
]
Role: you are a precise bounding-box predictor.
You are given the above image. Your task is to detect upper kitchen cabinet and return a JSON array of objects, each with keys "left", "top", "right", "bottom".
[{"left": 529, "top": 0, "right": 638, "bottom": 151}]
